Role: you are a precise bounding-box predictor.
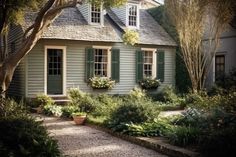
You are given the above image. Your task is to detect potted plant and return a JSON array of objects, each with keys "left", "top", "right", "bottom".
[
  {"left": 72, "top": 112, "right": 87, "bottom": 125},
  {"left": 139, "top": 78, "right": 160, "bottom": 89},
  {"left": 88, "top": 76, "right": 115, "bottom": 89}
]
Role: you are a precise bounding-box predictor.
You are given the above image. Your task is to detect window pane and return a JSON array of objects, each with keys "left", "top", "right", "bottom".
[
  {"left": 91, "top": 4, "right": 101, "bottom": 23},
  {"left": 94, "top": 49, "right": 108, "bottom": 77},
  {"left": 143, "top": 51, "right": 153, "bottom": 77},
  {"left": 128, "top": 5, "right": 137, "bottom": 26}
]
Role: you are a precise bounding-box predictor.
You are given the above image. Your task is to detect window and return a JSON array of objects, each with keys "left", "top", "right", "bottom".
[
  {"left": 85, "top": 48, "right": 120, "bottom": 82},
  {"left": 48, "top": 49, "right": 62, "bottom": 76},
  {"left": 215, "top": 55, "right": 225, "bottom": 80},
  {"left": 91, "top": 4, "right": 101, "bottom": 23},
  {"left": 143, "top": 51, "right": 153, "bottom": 77},
  {"left": 136, "top": 49, "right": 165, "bottom": 82},
  {"left": 128, "top": 5, "right": 137, "bottom": 26},
  {"left": 94, "top": 49, "right": 108, "bottom": 77}
]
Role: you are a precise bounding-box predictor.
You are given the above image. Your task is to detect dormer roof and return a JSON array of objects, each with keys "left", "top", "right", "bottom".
[{"left": 22, "top": 5, "right": 176, "bottom": 46}]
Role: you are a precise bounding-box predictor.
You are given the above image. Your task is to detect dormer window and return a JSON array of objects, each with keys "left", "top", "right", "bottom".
[
  {"left": 91, "top": 4, "right": 101, "bottom": 23},
  {"left": 128, "top": 4, "right": 137, "bottom": 26}
]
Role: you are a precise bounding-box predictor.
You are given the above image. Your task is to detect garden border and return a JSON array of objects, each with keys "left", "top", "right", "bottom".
[{"left": 87, "top": 123, "right": 200, "bottom": 157}]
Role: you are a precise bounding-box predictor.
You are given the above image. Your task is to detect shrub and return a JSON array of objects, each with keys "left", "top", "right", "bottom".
[
  {"left": 0, "top": 117, "right": 61, "bottom": 157},
  {"left": 68, "top": 88, "right": 85, "bottom": 106},
  {"left": 120, "top": 118, "right": 173, "bottom": 137},
  {"left": 92, "top": 94, "right": 120, "bottom": 117},
  {"left": 33, "top": 94, "right": 55, "bottom": 108},
  {"left": 167, "top": 126, "right": 201, "bottom": 147},
  {"left": 154, "top": 86, "right": 179, "bottom": 103},
  {"left": 207, "top": 85, "right": 226, "bottom": 96},
  {"left": 216, "top": 68, "right": 236, "bottom": 90},
  {"left": 128, "top": 87, "right": 147, "bottom": 100},
  {"left": 68, "top": 88, "right": 96, "bottom": 113},
  {"left": 61, "top": 105, "right": 79, "bottom": 118},
  {"left": 0, "top": 98, "right": 28, "bottom": 118},
  {"left": 199, "top": 127, "right": 236, "bottom": 157},
  {"left": 43, "top": 105, "right": 62, "bottom": 117},
  {"left": 106, "top": 99, "right": 160, "bottom": 127}
]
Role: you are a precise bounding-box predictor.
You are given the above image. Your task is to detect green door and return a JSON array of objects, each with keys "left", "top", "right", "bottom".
[{"left": 47, "top": 49, "right": 63, "bottom": 95}]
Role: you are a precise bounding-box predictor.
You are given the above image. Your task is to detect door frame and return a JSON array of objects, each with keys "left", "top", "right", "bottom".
[{"left": 44, "top": 45, "right": 67, "bottom": 96}]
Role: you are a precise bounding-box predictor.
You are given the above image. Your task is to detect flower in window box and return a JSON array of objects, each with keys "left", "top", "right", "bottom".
[
  {"left": 139, "top": 78, "right": 160, "bottom": 89},
  {"left": 88, "top": 77, "right": 115, "bottom": 89}
]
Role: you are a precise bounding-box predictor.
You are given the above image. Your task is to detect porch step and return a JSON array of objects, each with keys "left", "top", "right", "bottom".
[
  {"left": 54, "top": 99, "right": 71, "bottom": 105},
  {"left": 51, "top": 96, "right": 71, "bottom": 105}
]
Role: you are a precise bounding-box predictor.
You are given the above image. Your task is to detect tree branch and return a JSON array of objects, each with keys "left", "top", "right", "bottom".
[{"left": 23, "top": 24, "right": 35, "bottom": 40}]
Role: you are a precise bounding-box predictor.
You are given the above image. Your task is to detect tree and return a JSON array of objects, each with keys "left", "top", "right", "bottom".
[
  {"left": 165, "top": 0, "right": 235, "bottom": 91},
  {"left": 0, "top": 0, "right": 126, "bottom": 97},
  {"left": 148, "top": 6, "right": 192, "bottom": 93}
]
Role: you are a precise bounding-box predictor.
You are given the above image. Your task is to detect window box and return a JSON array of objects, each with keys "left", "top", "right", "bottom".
[
  {"left": 88, "top": 77, "right": 115, "bottom": 89},
  {"left": 139, "top": 78, "right": 160, "bottom": 89}
]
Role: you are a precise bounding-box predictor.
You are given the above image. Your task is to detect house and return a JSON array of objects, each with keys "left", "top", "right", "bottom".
[
  {"left": 206, "top": 17, "right": 236, "bottom": 88},
  {"left": 8, "top": 0, "right": 176, "bottom": 99}
]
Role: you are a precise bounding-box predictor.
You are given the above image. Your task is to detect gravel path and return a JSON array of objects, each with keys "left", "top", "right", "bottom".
[{"left": 41, "top": 116, "right": 169, "bottom": 157}]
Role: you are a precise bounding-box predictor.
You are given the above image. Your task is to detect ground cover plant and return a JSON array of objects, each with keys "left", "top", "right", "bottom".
[{"left": 0, "top": 98, "right": 62, "bottom": 157}]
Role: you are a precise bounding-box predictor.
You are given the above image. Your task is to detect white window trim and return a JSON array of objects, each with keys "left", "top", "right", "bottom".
[
  {"left": 44, "top": 46, "right": 67, "bottom": 97},
  {"left": 126, "top": 3, "right": 140, "bottom": 29},
  {"left": 92, "top": 46, "right": 112, "bottom": 78},
  {"left": 141, "top": 48, "right": 157, "bottom": 79},
  {"left": 88, "top": 3, "right": 104, "bottom": 26}
]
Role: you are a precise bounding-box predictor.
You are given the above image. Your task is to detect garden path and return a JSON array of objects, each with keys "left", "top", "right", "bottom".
[{"left": 40, "top": 115, "right": 169, "bottom": 157}]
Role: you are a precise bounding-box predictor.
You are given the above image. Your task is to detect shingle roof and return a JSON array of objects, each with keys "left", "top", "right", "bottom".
[
  {"left": 107, "top": 9, "right": 177, "bottom": 46},
  {"left": 24, "top": 8, "right": 122, "bottom": 42},
  {"left": 23, "top": 6, "right": 176, "bottom": 46}
]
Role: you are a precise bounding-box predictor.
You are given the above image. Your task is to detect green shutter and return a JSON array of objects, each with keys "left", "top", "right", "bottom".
[
  {"left": 111, "top": 49, "right": 120, "bottom": 82},
  {"left": 85, "top": 48, "right": 94, "bottom": 82},
  {"left": 157, "top": 50, "right": 165, "bottom": 82},
  {"left": 136, "top": 50, "right": 143, "bottom": 83}
]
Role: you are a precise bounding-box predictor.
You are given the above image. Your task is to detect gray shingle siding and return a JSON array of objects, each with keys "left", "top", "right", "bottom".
[
  {"left": 7, "top": 24, "right": 25, "bottom": 98},
  {"left": 25, "top": 39, "right": 175, "bottom": 98}
]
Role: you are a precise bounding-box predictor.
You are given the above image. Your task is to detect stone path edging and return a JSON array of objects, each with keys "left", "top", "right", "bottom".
[{"left": 87, "top": 124, "right": 200, "bottom": 157}]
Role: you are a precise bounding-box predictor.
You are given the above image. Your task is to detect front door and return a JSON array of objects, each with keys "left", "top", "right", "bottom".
[{"left": 47, "top": 49, "right": 63, "bottom": 95}]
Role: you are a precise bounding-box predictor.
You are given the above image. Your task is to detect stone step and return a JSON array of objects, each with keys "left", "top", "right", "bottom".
[{"left": 50, "top": 96, "right": 71, "bottom": 105}]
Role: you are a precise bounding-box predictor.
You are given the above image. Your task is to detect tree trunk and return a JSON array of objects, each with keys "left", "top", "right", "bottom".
[{"left": 0, "top": 63, "right": 15, "bottom": 98}]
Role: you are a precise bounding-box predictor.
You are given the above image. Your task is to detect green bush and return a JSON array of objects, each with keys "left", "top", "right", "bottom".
[
  {"left": 78, "top": 94, "right": 96, "bottom": 113},
  {"left": 0, "top": 117, "right": 61, "bottom": 157},
  {"left": 68, "top": 88, "right": 85, "bottom": 105},
  {"left": 61, "top": 105, "right": 79, "bottom": 118},
  {"left": 167, "top": 126, "right": 201, "bottom": 147},
  {"left": 68, "top": 88, "right": 96, "bottom": 113},
  {"left": 33, "top": 94, "right": 55, "bottom": 108},
  {"left": 216, "top": 68, "right": 236, "bottom": 90},
  {"left": 199, "top": 127, "right": 236, "bottom": 157},
  {"left": 154, "top": 86, "right": 179, "bottom": 103},
  {"left": 128, "top": 87, "right": 147, "bottom": 100},
  {"left": 43, "top": 105, "right": 62, "bottom": 117},
  {"left": 0, "top": 98, "right": 28, "bottom": 118},
  {"left": 106, "top": 98, "right": 160, "bottom": 127},
  {"left": 92, "top": 94, "right": 120, "bottom": 117},
  {"left": 121, "top": 118, "right": 173, "bottom": 137}
]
